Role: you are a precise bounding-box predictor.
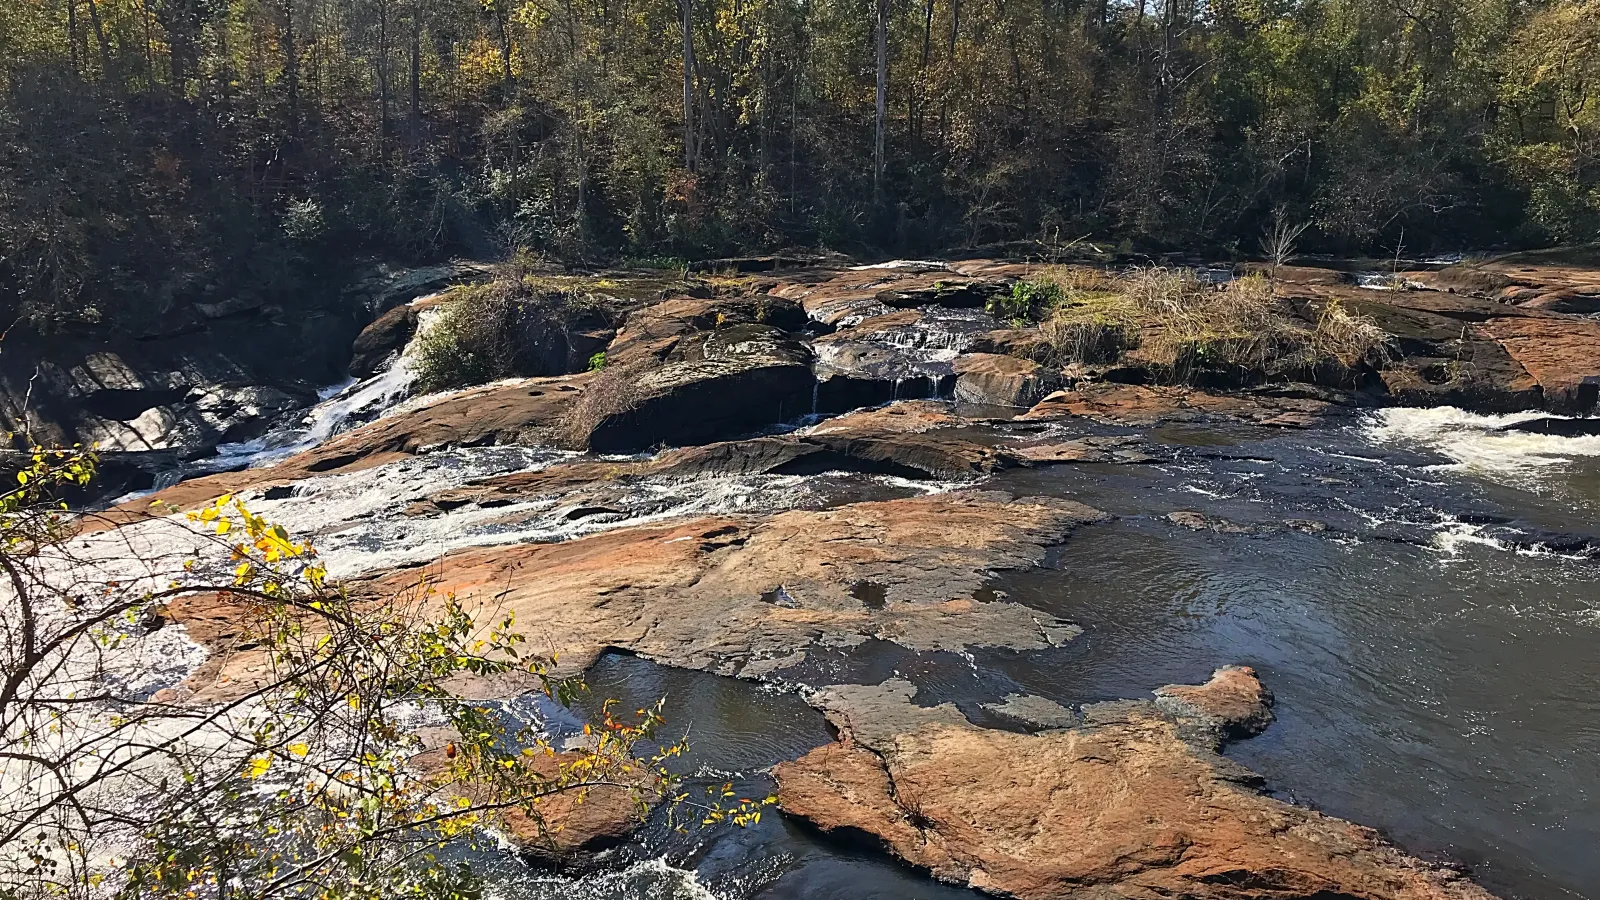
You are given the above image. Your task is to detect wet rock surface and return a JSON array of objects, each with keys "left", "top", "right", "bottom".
[
  {"left": 1021, "top": 383, "right": 1345, "bottom": 428},
  {"left": 775, "top": 669, "right": 1496, "bottom": 900},
  {"left": 170, "top": 491, "right": 1101, "bottom": 697},
  {"left": 952, "top": 353, "right": 1063, "bottom": 407}
]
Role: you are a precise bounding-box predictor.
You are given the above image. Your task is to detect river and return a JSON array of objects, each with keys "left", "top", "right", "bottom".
[
  {"left": 85, "top": 287, "right": 1600, "bottom": 900},
  {"left": 272, "top": 402, "right": 1596, "bottom": 900}
]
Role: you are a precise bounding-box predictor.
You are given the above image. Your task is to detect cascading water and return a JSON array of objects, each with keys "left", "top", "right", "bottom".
[{"left": 194, "top": 301, "right": 446, "bottom": 476}]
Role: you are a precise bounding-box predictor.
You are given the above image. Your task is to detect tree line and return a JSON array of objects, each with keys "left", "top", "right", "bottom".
[{"left": 1, "top": 0, "right": 1596, "bottom": 330}]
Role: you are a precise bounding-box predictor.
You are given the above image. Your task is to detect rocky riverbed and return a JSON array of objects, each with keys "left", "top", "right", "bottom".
[{"left": 25, "top": 250, "right": 1600, "bottom": 899}]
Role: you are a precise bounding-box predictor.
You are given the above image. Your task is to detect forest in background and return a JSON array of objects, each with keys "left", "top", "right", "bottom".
[{"left": 1, "top": 0, "right": 1597, "bottom": 331}]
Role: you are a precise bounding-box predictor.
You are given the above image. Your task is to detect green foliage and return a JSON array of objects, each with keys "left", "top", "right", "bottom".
[
  {"left": 588, "top": 352, "right": 608, "bottom": 372},
  {"left": 1, "top": 0, "right": 1596, "bottom": 333},
  {"left": 412, "top": 262, "right": 613, "bottom": 394},
  {"left": 988, "top": 279, "right": 1067, "bottom": 324}
]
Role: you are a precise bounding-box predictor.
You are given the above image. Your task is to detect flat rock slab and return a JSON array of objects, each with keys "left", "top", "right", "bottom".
[
  {"left": 1021, "top": 383, "right": 1341, "bottom": 428},
  {"left": 1475, "top": 316, "right": 1600, "bottom": 412},
  {"left": 775, "top": 669, "right": 1497, "bottom": 900},
  {"left": 175, "top": 492, "right": 1103, "bottom": 699},
  {"left": 765, "top": 265, "right": 1013, "bottom": 325},
  {"left": 1409, "top": 248, "right": 1600, "bottom": 313},
  {"left": 411, "top": 402, "right": 1079, "bottom": 516}
]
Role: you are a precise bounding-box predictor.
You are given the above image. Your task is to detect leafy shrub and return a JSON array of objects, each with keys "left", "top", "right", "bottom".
[
  {"left": 411, "top": 262, "right": 614, "bottom": 393},
  {"left": 411, "top": 286, "right": 528, "bottom": 392},
  {"left": 987, "top": 278, "right": 1065, "bottom": 323}
]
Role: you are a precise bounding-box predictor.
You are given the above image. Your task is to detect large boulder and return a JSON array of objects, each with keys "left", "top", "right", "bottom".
[
  {"left": 952, "top": 353, "right": 1062, "bottom": 407},
  {"left": 774, "top": 670, "right": 1497, "bottom": 900},
  {"left": 348, "top": 302, "right": 427, "bottom": 378},
  {"left": 576, "top": 320, "right": 816, "bottom": 452}
]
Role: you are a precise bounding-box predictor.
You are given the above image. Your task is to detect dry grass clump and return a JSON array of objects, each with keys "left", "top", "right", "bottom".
[
  {"left": 1036, "top": 267, "right": 1392, "bottom": 382},
  {"left": 1311, "top": 296, "right": 1394, "bottom": 369},
  {"left": 558, "top": 367, "right": 643, "bottom": 449}
]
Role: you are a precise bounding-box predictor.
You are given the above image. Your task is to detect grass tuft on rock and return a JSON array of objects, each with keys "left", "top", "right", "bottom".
[
  {"left": 1033, "top": 267, "right": 1393, "bottom": 382},
  {"left": 559, "top": 368, "right": 643, "bottom": 449}
]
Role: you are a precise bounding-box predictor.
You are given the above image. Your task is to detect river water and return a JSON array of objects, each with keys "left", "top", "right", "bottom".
[
  {"left": 365, "top": 405, "right": 1598, "bottom": 900},
  {"left": 99, "top": 329, "right": 1600, "bottom": 900}
]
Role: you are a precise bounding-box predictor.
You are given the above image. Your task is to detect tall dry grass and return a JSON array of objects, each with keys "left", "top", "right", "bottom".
[{"left": 1035, "top": 267, "right": 1393, "bottom": 382}]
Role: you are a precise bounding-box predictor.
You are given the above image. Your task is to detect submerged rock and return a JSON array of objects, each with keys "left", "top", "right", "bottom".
[{"left": 774, "top": 668, "right": 1496, "bottom": 900}]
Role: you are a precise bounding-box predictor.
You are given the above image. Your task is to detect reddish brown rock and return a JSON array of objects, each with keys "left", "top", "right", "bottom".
[
  {"left": 1475, "top": 315, "right": 1600, "bottom": 413},
  {"left": 408, "top": 736, "right": 663, "bottom": 864},
  {"left": 1154, "top": 664, "right": 1275, "bottom": 738},
  {"left": 812, "top": 309, "right": 925, "bottom": 346},
  {"left": 766, "top": 264, "right": 1011, "bottom": 325},
  {"left": 775, "top": 672, "right": 1496, "bottom": 900},
  {"left": 952, "top": 353, "right": 1063, "bottom": 408},
  {"left": 1011, "top": 436, "right": 1154, "bottom": 464},
  {"left": 1021, "top": 383, "right": 1339, "bottom": 428},
  {"left": 967, "top": 327, "right": 1054, "bottom": 362},
  {"left": 173, "top": 492, "right": 1101, "bottom": 699},
  {"left": 1409, "top": 247, "right": 1600, "bottom": 314}
]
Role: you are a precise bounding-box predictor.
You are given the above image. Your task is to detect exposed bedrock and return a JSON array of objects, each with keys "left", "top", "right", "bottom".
[
  {"left": 163, "top": 491, "right": 1103, "bottom": 700},
  {"left": 775, "top": 668, "right": 1497, "bottom": 900}
]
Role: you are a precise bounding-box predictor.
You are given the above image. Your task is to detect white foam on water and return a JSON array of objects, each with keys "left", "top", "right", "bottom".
[
  {"left": 488, "top": 857, "right": 725, "bottom": 900},
  {"left": 847, "top": 260, "right": 949, "bottom": 271},
  {"left": 200, "top": 300, "right": 452, "bottom": 472},
  {"left": 1362, "top": 407, "right": 1600, "bottom": 486},
  {"left": 1427, "top": 520, "right": 1594, "bottom": 562}
]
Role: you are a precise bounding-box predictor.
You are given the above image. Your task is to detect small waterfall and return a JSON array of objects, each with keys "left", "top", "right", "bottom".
[{"left": 195, "top": 301, "right": 445, "bottom": 472}]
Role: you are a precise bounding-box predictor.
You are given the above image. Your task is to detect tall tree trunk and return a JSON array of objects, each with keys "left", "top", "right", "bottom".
[
  {"left": 913, "top": 0, "right": 932, "bottom": 140},
  {"left": 409, "top": 0, "right": 422, "bottom": 129},
  {"left": 85, "top": 0, "right": 114, "bottom": 78},
  {"left": 282, "top": 0, "right": 300, "bottom": 136},
  {"left": 941, "top": 0, "right": 958, "bottom": 144},
  {"left": 874, "top": 0, "right": 888, "bottom": 200},
  {"left": 67, "top": 0, "right": 81, "bottom": 75},
  {"left": 494, "top": 1, "right": 514, "bottom": 89},
  {"left": 680, "top": 0, "right": 697, "bottom": 171},
  {"left": 376, "top": 0, "right": 391, "bottom": 158}
]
